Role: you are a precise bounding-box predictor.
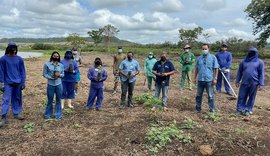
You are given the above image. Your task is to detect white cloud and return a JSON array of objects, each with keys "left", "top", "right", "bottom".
[
  {"left": 227, "top": 29, "right": 255, "bottom": 40},
  {"left": 204, "top": 28, "right": 218, "bottom": 36},
  {"left": 153, "top": 0, "right": 183, "bottom": 13},
  {"left": 202, "top": 0, "right": 226, "bottom": 11},
  {"left": 90, "top": 0, "right": 139, "bottom": 7},
  {"left": 223, "top": 18, "right": 248, "bottom": 27}
]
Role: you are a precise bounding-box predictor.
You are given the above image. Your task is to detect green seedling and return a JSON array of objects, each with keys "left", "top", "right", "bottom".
[
  {"left": 73, "top": 124, "right": 81, "bottom": 129},
  {"left": 23, "top": 123, "right": 34, "bottom": 133},
  {"left": 204, "top": 112, "right": 221, "bottom": 122},
  {"left": 235, "top": 128, "right": 247, "bottom": 134},
  {"left": 181, "top": 118, "right": 201, "bottom": 129},
  {"left": 63, "top": 108, "right": 74, "bottom": 115}
]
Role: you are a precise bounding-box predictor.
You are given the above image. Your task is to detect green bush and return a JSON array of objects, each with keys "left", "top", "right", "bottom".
[{"left": 31, "top": 43, "right": 55, "bottom": 50}]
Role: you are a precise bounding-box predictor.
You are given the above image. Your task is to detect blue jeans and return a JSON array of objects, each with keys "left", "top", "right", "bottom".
[
  {"left": 154, "top": 83, "right": 169, "bottom": 107},
  {"left": 44, "top": 84, "right": 63, "bottom": 119},
  {"left": 196, "top": 81, "right": 215, "bottom": 112}
]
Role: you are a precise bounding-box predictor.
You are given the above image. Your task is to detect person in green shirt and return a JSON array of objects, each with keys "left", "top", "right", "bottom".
[
  {"left": 144, "top": 52, "right": 157, "bottom": 91},
  {"left": 180, "top": 45, "right": 195, "bottom": 90}
]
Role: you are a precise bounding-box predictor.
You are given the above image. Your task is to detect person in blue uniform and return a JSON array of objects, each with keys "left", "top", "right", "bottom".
[
  {"left": 60, "top": 50, "right": 78, "bottom": 109},
  {"left": 43, "top": 51, "right": 64, "bottom": 120},
  {"left": 215, "top": 43, "right": 233, "bottom": 95},
  {"left": 0, "top": 42, "right": 26, "bottom": 127},
  {"left": 86, "top": 58, "right": 108, "bottom": 111},
  {"left": 235, "top": 47, "right": 264, "bottom": 116}
]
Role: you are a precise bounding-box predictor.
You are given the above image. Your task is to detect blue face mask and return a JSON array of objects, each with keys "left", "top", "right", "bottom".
[
  {"left": 65, "top": 54, "right": 73, "bottom": 59},
  {"left": 202, "top": 50, "right": 208, "bottom": 55}
]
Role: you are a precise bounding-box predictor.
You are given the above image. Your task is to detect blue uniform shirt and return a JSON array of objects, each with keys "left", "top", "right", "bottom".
[
  {"left": 119, "top": 59, "right": 141, "bottom": 83},
  {"left": 0, "top": 55, "right": 26, "bottom": 85},
  {"left": 196, "top": 54, "right": 219, "bottom": 81},
  {"left": 215, "top": 51, "right": 232, "bottom": 69},
  {"left": 152, "top": 60, "right": 175, "bottom": 86},
  {"left": 60, "top": 59, "right": 78, "bottom": 82},
  {"left": 43, "top": 62, "right": 64, "bottom": 86}
]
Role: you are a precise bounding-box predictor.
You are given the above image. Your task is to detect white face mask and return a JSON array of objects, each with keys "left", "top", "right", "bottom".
[
  {"left": 118, "top": 49, "right": 122, "bottom": 53},
  {"left": 185, "top": 49, "right": 189, "bottom": 52},
  {"left": 202, "top": 50, "right": 208, "bottom": 55}
]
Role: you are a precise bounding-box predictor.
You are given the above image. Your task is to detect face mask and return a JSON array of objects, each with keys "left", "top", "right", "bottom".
[
  {"left": 148, "top": 55, "right": 153, "bottom": 59},
  {"left": 202, "top": 50, "right": 208, "bottom": 55},
  {"left": 65, "top": 54, "right": 73, "bottom": 59},
  {"left": 184, "top": 49, "right": 189, "bottom": 52},
  {"left": 118, "top": 49, "right": 122, "bottom": 53},
  {"left": 248, "top": 51, "right": 256, "bottom": 57},
  {"left": 127, "top": 56, "right": 132, "bottom": 61},
  {"left": 52, "top": 57, "right": 58, "bottom": 62},
  {"left": 95, "top": 61, "right": 101, "bottom": 66},
  {"left": 161, "top": 56, "right": 166, "bottom": 62}
]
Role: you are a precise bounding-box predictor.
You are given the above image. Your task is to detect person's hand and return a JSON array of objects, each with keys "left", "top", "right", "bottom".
[
  {"left": 212, "top": 79, "right": 217, "bottom": 85},
  {"left": 235, "top": 83, "right": 240, "bottom": 88},
  {"left": 21, "top": 84, "right": 25, "bottom": 90},
  {"left": 258, "top": 85, "right": 263, "bottom": 91},
  {"left": 193, "top": 79, "right": 197, "bottom": 84},
  {"left": 55, "top": 71, "right": 61, "bottom": 77}
]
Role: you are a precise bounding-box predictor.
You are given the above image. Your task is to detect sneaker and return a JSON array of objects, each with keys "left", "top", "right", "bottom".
[
  {"left": 95, "top": 108, "right": 101, "bottom": 111},
  {"left": 245, "top": 111, "right": 253, "bottom": 116},
  {"left": 163, "top": 107, "right": 168, "bottom": 111},
  {"left": 127, "top": 103, "right": 134, "bottom": 108},
  {"left": 209, "top": 109, "right": 215, "bottom": 112},
  {"left": 85, "top": 107, "right": 93, "bottom": 111},
  {"left": 14, "top": 114, "right": 25, "bottom": 120},
  {"left": 0, "top": 117, "right": 8, "bottom": 127}
]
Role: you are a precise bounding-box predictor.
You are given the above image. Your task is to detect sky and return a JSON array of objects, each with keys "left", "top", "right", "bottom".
[{"left": 0, "top": 0, "right": 256, "bottom": 44}]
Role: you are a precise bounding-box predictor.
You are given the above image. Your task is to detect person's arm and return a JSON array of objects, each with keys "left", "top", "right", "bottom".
[
  {"left": 225, "top": 53, "right": 232, "bottom": 68},
  {"left": 164, "top": 62, "right": 175, "bottom": 76},
  {"left": 78, "top": 56, "right": 83, "bottom": 67},
  {"left": 43, "top": 63, "right": 52, "bottom": 79},
  {"left": 101, "top": 69, "right": 108, "bottom": 81},
  {"left": 193, "top": 60, "right": 199, "bottom": 83},
  {"left": 180, "top": 54, "right": 184, "bottom": 65},
  {"left": 152, "top": 62, "right": 162, "bottom": 77},
  {"left": 87, "top": 67, "right": 97, "bottom": 82},
  {"left": 258, "top": 61, "right": 265, "bottom": 88},
  {"left": 235, "top": 62, "right": 243, "bottom": 87},
  {"left": 113, "top": 55, "right": 117, "bottom": 72},
  {"left": 119, "top": 61, "right": 127, "bottom": 77},
  {"left": 0, "top": 58, "right": 4, "bottom": 83},
  {"left": 144, "top": 59, "right": 147, "bottom": 75},
  {"left": 190, "top": 53, "right": 195, "bottom": 63},
  {"left": 20, "top": 59, "right": 26, "bottom": 85}
]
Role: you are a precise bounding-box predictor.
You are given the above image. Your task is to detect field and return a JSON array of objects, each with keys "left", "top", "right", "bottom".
[{"left": 0, "top": 51, "right": 270, "bottom": 156}]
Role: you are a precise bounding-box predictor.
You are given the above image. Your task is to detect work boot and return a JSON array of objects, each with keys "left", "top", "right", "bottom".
[
  {"left": 67, "top": 99, "right": 74, "bottom": 109},
  {"left": 61, "top": 99, "right": 65, "bottom": 109},
  {"left": 0, "top": 116, "right": 8, "bottom": 128},
  {"left": 14, "top": 114, "right": 25, "bottom": 120}
]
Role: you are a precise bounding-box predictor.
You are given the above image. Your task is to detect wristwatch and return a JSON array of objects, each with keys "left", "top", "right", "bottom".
[{"left": 214, "top": 77, "right": 218, "bottom": 80}]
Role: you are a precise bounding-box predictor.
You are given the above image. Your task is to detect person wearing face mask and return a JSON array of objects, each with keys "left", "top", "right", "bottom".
[
  {"left": 43, "top": 51, "right": 64, "bottom": 120},
  {"left": 72, "top": 48, "right": 82, "bottom": 96},
  {"left": 180, "top": 45, "right": 195, "bottom": 91},
  {"left": 144, "top": 52, "right": 157, "bottom": 91},
  {"left": 119, "top": 52, "right": 141, "bottom": 108},
  {"left": 235, "top": 47, "right": 264, "bottom": 116},
  {"left": 215, "top": 43, "right": 233, "bottom": 95},
  {"left": 60, "top": 50, "right": 78, "bottom": 109},
  {"left": 86, "top": 58, "right": 108, "bottom": 111},
  {"left": 152, "top": 52, "right": 175, "bottom": 111},
  {"left": 112, "top": 46, "right": 126, "bottom": 94},
  {"left": 193, "top": 44, "right": 219, "bottom": 113},
  {"left": 0, "top": 42, "right": 26, "bottom": 127}
]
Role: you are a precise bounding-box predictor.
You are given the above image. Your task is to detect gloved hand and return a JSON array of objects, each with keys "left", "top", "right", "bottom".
[{"left": 221, "top": 67, "right": 226, "bottom": 72}]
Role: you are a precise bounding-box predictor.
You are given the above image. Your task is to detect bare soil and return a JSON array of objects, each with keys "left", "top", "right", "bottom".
[{"left": 0, "top": 51, "right": 270, "bottom": 156}]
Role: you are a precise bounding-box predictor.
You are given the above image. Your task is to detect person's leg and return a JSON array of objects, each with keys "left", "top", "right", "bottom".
[
  {"left": 180, "top": 71, "right": 186, "bottom": 90},
  {"left": 224, "top": 72, "right": 231, "bottom": 94},
  {"left": 147, "top": 76, "right": 152, "bottom": 90},
  {"left": 187, "top": 71, "right": 193, "bottom": 90},
  {"left": 120, "top": 80, "right": 128, "bottom": 106},
  {"left": 11, "top": 84, "right": 23, "bottom": 117},
  {"left": 216, "top": 71, "right": 222, "bottom": 92},
  {"left": 44, "top": 85, "right": 55, "bottom": 119},
  {"left": 66, "top": 82, "right": 75, "bottom": 108},
  {"left": 95, "top": 87, "right": 104, "bottom": 110},
  {"left": 128, "top": 81, "right": 135, "bottom": 106},
  {"left": 113, "top": 71, "right": 120, "bottom": 93},
  {"left": 87, "top": 86, "right": 98, "bottom": 109},
  {"left": 245, "top": 84, "right": 258, "bottom": 113},
  {"left": 205, "top": 81, "right": 215, "bottom": 112},
  {"left": 161, "top": 85, "right": 169, "bottom": 108},
  {"left": 61, "top": 82, "right": 67, "bottom": 109},
  {"left": 55, "top": 84, "right": 63, "bottom": 119},
  {"left": 236, "top": 84, "right": 249, "bottom": 112},
  {"left": 196, "top": 81, "right": 205, "bottom": 112},
  {"left": 1, "top": 84, "right": 12, "bottom": 117},
  {"left": 154, "top": 83, "right": 161, "bottom": 99}
]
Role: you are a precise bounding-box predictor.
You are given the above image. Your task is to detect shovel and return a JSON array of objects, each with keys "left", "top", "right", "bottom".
[{"left": 219, "top": 68, "right": 237, "bottom": 100}]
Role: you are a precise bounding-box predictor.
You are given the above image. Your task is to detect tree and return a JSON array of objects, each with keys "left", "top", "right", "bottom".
[
  {"left": 202, "top": 33, "right": 211, "bottom": 43},
  {"left": 102, "top": 24, "right": 120, "bottom": 52},
  {"left": 65, "top": 33, "right": 86, "bottom": 47},
  {"left": 178, "top": 26, "right": 203, "bottom": 45},
  {"left": 245, "top": 0, "right": 270, "bottom": 47},
  {"left": 88, "top": 28, "right": 103, "bottom": 46}
]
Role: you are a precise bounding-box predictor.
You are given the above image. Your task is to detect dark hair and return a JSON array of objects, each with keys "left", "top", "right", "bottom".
[
  {"left": 50, "top": 51, "right": 61, "bottom": 62},
  {"left": 127, "top": 51, "right": 134, "bottom": 55},
  {"left": 95, "top": 57, "right": 102, "bottom": 65},
  {"left": 202, "top": 43, "right": 209, "bottom": 48},
  {"left": 5, "top": 45, "right": 18, "bottom": 55},
  {"left": 64, "top": 50, "right": 74, "bottom": 60}
]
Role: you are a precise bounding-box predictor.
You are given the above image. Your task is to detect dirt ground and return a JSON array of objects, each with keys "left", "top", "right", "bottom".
[{"left": 0, "top": 51, "right": 270, "bottom": 156}]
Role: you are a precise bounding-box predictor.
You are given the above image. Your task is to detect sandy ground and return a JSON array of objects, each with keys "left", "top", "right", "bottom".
[{"left": 0, "top": 51, "right": 269, "bottom": 156}]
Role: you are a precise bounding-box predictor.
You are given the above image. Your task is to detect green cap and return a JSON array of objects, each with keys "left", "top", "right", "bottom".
[{"left": 149, "top": 52, "right": 154, "bottom": 55}]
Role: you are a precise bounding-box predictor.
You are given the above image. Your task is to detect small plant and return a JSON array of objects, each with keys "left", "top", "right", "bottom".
[
  {"left": 145, "top": 121, "right": 192, "bottom": 155},
  {"left": 204, "top": 112, "right": 221, "bottom": 122},
  {"left": 235, "top": 128, "right": 246, "bottom": 134},
  {"left": 23, "top": 123, "right": 34, "bottom": 133},
  {"left": 183, "top": 96, "right": 190, "bottom": 104},
  {"left": 63, "top": 108, "right": 74, "bottom": 115},
  {"left": 134, "top": 93, "right": 163, "bottom": 111},
  {"left": 134, "top": 93, "right": 152, "bottom": 103},
  {"left": 181, "top": 118, "right": 201, "bottom": 129},
  {"left": 73, "top": 123, "right": 81, "bottom": 129}
]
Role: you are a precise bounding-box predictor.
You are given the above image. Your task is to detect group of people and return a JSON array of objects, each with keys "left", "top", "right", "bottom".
[{"left": 0, "top": 41, "right": 265, "bottom": 127}]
